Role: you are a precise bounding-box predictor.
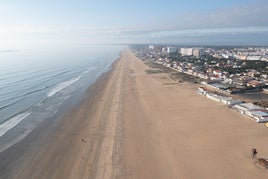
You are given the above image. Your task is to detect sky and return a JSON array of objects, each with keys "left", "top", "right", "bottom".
[{"left": 0, "top": 0, "right": 268, "bottom": 47}]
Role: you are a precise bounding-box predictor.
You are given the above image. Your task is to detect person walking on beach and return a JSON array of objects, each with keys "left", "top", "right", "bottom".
[{"left": 251, "top": 148, "right": 257, "bottom": 159}]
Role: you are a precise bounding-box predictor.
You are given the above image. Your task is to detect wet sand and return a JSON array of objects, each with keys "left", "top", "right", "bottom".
[{"left": 1, "top": 49, "right": 268, "bottom": 179}]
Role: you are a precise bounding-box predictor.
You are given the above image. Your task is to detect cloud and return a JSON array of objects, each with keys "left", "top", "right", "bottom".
[
  {"left": 166, "top": 2, "right": 268, "bottom": 30},
  {"left": 0, "top": 1, "right": 268, "bottom": 46},
  {"left": 147, "top": 27, "right": 268, "bottom": 38},
  {"left": 110, "top": 1, "right": 268, "bottom": 44}
]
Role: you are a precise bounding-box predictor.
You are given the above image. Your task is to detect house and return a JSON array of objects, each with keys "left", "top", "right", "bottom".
[
  {"left": 213, "top": 69, "right": 222, "bottom": 76},
  {"left": 219, "top": 97, "right": 243, "bottom": 105},
  {"left": 200, "top": 90, "right": 242, "bottom": 106},
  {"left": 210, "top": 75, "right": 223, "bottom": 81},
  {"left": 227, "top": 87, "right": 242, "bottom": 94},
  {"left": 198, "top": 73, "right": 209, "bottom": 79},
  {"left": 245, "top": 110, "right": 268, "bottom": 123},
  {"left": 205, "top": 93, "right": 222, "bottom": 102},
  {"left": 197, "top": 87, "right": 207, "bottom": 95},
  {"left": 232, "top": 103, "right": 268, "bottom": 122},
  {"left": 233, "top": 103, "right": 264, "bottom": 115},
  {"left": 246, "top": 80, "right": 263, "bottom": 88},
  {"left": 226, "top": 100, "right": 243, "bottom": 105},
  {"left": 247, "top": 70, "right": 261, "bottom": 77}
]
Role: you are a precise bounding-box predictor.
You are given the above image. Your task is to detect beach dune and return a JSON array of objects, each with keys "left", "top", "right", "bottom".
[{"left": 2, "top": 49, "right": 268, "bottom": 179}]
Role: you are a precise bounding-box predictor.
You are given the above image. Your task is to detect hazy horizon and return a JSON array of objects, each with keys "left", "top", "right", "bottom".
[{"left": 0, "top": 0, "right": 268, "bottom": 48}]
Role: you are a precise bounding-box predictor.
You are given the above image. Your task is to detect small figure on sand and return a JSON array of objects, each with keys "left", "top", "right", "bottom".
[
  {"left": 81, "top": 138, "right": 87, "bottom": 143},
  {"left": 251, "top": 148, "right": 257, "bottom": 159}
]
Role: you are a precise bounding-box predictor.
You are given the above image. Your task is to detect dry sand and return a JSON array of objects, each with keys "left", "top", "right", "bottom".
[{"left": 2, "top": 49, "right": 268, "bottom": 179}]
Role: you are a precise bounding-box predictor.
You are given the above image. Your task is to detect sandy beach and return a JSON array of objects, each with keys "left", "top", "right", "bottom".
[{"left": 1, "top": 49, "right": 268, "bottom": 179}]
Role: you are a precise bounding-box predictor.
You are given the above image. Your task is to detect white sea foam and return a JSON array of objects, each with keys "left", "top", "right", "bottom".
[
  {"left": 0, "top": 111, "right": 32, "bottom": 138},
  {"left": 47, "top": 77, "right": 80, "bottom": 97},
  {"left": 82, "top": 67, "right": 96, "bottom": 75},
  {"left": 0, "top": 128, "right": 31, "bottom": 152}
]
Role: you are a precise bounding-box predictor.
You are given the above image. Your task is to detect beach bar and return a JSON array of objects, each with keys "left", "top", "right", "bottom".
[
  {"left": 233, "top": 103, "right": 268, "bottom": 122},
  {"left": 246, "top": 110, "right": 268, "bottom": 123},
  {"left": 198, "top": 88, "right": 243, "bottom": 106}
]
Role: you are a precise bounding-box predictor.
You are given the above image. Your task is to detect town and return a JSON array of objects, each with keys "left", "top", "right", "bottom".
[
  {"left": 131, "top": 45, "right": 268, "bottom": 124},
  {"left": 133, "top": 45, "right": 268, "bottom": 94}
]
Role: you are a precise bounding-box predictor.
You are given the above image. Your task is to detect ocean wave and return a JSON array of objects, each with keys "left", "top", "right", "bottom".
[
  {"left": 0, "top": 128, "right": 31, "bottom": 153},
  {"left": 0, "top": 68, "right": 91, "bottom": 112},
  {"left": 82, "top": 66, "right": 96, "bottom": 75},
  {"left": 0, "top": 66, "right": 92, "bottom": 91},
  {"left": 0, "top": 69, "right": 59, "bottom": 89},
  {"left": 0, "top": 69, "right": 76, "bottom": 95},
  {"left": 0, "top": 83, "right": 55, "bottom": 104},
  {"left": 0, "top": 111, "right": 32, "bottom": 138},
  {"left": 45, "top": 69, "right": 73, "bottom": 80},
  {"left": 47, "top": 77, "right": 80, "bottom": 97},
  {"left": 0, "top": 98, "right": 22, "bottom": 110},
  {"left": 0, "top": 67, "right": 50, "bottom": 83},
  {"left": 22, "top": 83, "right": 58, "bottom": 97}
]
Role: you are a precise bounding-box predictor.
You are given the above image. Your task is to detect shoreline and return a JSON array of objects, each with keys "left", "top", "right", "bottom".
[{"left": 0, "top": 54, "right": 122, "bottom": 179}]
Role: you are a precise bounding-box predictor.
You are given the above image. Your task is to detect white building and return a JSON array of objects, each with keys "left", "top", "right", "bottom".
[
  {"left": 167, "top": 46, "right": 177, "bottom": 53},
  {"left": 199, "top": 89, "right": 243, "bottom": 106},
  {"left": 245, "top": 110, "right": 268, "bottom": 122},
  {"left": 247, "top": 55, "right": 261, "bottom": 61},
  {"left": 232, "top": 103, "right": 268, "bottom": 122},
  {"left": 221, "top": 54, "right": 231, "bottom": 59},
  {"left": 233, "top": 103, "right": 264, "bottom": 114},
  {"left": 193, "top": 49, "right": 202, "bottom": 58},
  {"left": 198, "top": 90, "right": 267, "bottom": 123},
  {"left": 148, "top": 45, "right": 154, "bottom": 50},
  {"left": 180, "top": 48, "right": 202, "bottom": 57},
  {"left": 226, "top": 100, "right": 243, "bottom": 105},
  {"left": 180, "top": 48, "right": 193, "bottom": 56},
  {"left": 205, "top": 93, "right": 225, "bottom": 103}
]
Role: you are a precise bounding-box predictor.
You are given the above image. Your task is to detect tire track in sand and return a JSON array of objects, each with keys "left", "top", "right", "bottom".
[{"left": 84, "top": 51, "right": 126, "bottom": 179}]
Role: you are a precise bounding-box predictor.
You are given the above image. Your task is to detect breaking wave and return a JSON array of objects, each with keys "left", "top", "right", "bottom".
[
  {"left": 47, "top": 77, "right": 80, "bottom": 97},
  {"left": 0, "top": 111, "right": 32, "bottom": 138}
]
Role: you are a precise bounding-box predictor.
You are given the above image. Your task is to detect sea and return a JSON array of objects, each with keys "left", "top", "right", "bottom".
[{"left": 0, "top": 44, "right": 123, "bottom": 152}]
